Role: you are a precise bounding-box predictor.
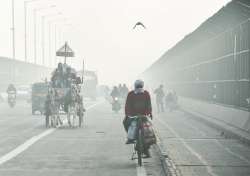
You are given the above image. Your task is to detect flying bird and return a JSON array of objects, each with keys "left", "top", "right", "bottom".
[{"left": 133, "top": 22, "right": 146, "bottom": 29}]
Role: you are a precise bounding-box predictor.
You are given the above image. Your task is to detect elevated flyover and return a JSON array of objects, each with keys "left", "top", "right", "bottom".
[{"left": 0, "top": 57, "right": 52, "bottom": 91}]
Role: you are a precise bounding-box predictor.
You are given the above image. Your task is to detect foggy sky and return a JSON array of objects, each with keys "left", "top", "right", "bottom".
[{"left": 0, "top": 0, "right": 230, "bottom": 85}]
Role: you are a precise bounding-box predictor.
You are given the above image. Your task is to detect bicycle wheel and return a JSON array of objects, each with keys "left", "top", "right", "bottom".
[{"left": 137, "top": 129, "right": 143, "bottom": 166}]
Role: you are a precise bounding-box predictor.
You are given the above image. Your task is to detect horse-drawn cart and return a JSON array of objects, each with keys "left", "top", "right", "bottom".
[{"left": 44, "top": 64, "right": 85, "bottom": 128}]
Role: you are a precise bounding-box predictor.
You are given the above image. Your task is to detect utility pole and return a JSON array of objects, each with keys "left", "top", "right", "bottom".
[
  {"left": 55, "top": 24, "right": 57, "bottom": 66},
  {"left": 42, "top": 16, "right": 45, "bottom": 65},
  {"left": 33, "top": 9, "right": 37, "bottom": 64},
  {"left": 33, "top": 5, "right": 56, "bottom": 65},
  {"left": 24, "top": 1, "right": 27, "bottom": 62},
  {"left": 42, "top": 13, "right": 62, "bottom": 67},
  {"left": 49, "top": 21, "right": 52, "bottom": 67},
  {"left": 24, "top": 0, "right": 41, "bottom": 63},
  {"left": 12, "top": 0, "right": 15, "bottom": 60},
  {"left": 48, "top": 18, "right": 67, "bottom": 67},
  {"left": 11, "top": 0, "right": 16, "bottom": 83}
]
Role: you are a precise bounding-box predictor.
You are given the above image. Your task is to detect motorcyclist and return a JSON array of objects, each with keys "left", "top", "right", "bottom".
[
  {"left": 7, "top": 84, "right": 17, "bottom": 106},
  {"left": 64, "top": 67, "right": 72, "bottom": 87},
  {"left": 124, "top": 79, "right": 152, "bottom": 158},
  {"left": 6, "top": 84, "right": 17, "bottom": 95},
  {"left": 110, "top": 86, "right": 120, "bottom": 100},
  {"left": 51, "top": 63, "right": 64, "bottom": 88},
  {"left": 6, "top": 84, "right": 16, "bottom": 98}
]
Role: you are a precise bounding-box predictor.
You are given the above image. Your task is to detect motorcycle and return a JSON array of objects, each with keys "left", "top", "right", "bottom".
[
  {"left": 112, "top": 97, "right": 121, "bottom": 113},
  {"left": 8, "top": 92, "right": 16, "bottom": 108}
]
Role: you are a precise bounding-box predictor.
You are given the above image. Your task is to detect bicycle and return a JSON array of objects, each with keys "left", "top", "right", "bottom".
[{"left": 130, "top": 115, "right": 148, "bottom": 166}]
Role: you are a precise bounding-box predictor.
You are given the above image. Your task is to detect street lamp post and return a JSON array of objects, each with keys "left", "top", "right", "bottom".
[
  {"left": 48, "top": 18, "right": 67, "bottom": 67},
  {"left": 33, "top": 5, "right": 56, "bottom": 65},
  {"left": 11, "top": 0, "right": 15, "bottom": 60},
  {"left": 24, "top": 0, "right": 55, "bottom": 63},
  {"left": 24, "top": 0, "right": 40, "bottom": 63},
  {"left": 54, "top": 23, "right": 57, "bottom": 65},
  {"left": 41, "top": 15, "right": 45, "bottom": 65},
  {"left": 24, "top": 1, "right": 27, "bottom": 62},
  {"left": 33, "top": 9, "right": 37, "bottom": 64},
  {"left": 41, "top": 13, "right": 61, "bottom": 66},
  {"left": 48, "top": 21, "right": 53, "bottom": 67},
  {"left": 10, "top": 0, "right": 15, "bottom": 83}
]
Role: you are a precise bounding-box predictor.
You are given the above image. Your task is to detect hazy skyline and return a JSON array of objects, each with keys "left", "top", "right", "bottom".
[{"left": 0, "top": 0, "right": 231, "bottom": 85}]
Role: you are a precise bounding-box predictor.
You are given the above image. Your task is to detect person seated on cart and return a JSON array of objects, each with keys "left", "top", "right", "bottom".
[
  {"left": 51, "top": 63, "right": 64, "bottom": 88},
  {"left": 64, "top": 66, "right": 78, "bottom": 87}
]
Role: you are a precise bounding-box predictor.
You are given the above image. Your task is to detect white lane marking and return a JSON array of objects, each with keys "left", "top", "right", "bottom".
[
  {"left": 214, "top": 140, "right": 250, "bottom": 165},
  {"left": 0, "top": 128, "right": 55, "bottom": 165},
  {"left": 156, "top": 118, "right": 218, "bottom": 176},
  {"left": 133, "top": 152, "right": 147, "bottom": 176},
  {"left": 180, "top": 118, "right": 250, "bottom": 165},
  {"left": 0, "top": 101, "right": 103, "bottom": 166}
]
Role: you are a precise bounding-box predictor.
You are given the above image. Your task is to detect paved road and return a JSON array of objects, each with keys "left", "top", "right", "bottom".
[
  {"left": 154, "top": 109, "right": 250, "bottom": 176},
  {"left": 1, "top": 99, "right": 249, "bottom": 176},
  {"left": 0, "top": 100, "right": 163, "bottom": 176}
]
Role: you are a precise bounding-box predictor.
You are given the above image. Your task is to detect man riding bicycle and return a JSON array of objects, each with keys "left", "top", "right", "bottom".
[{"left": 124, "top": 79, "right": 153, "bottom": 158}]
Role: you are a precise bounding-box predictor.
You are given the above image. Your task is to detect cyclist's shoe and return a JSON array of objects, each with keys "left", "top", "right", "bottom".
[{"left": 126, "top": 139, "right": 135, "bottom": 144}]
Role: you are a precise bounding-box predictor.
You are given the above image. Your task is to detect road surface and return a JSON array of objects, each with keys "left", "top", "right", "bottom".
[
  {"left": 0, "top": 100, "right": 163, "bottom": 176},
  {"left": 0, "top": 99, "right": 249, "bottom": 176},
  {"left": 154, "top": 109, "right": 250, "bottom": 176}
]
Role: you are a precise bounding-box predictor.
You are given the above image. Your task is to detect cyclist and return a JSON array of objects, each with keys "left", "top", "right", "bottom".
[{"left": 124, "top": 79, "right": 152, "bottom": 158}]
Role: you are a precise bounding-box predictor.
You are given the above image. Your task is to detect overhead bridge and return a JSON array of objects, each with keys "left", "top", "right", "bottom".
[{"left": 0, "top": 57, "right": 52, "bottom": 91}]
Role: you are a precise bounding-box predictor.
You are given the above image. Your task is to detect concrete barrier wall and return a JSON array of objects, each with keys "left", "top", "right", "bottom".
[
  {"left": 180, "top": 97, "right": 250, "bottom": 132},
  {"left": 0, "top": 57, "right": 53, "bottom": 91}
]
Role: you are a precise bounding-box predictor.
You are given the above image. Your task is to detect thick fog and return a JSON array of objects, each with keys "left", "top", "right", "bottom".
[
  {"left": 0, "top": 0, "right": 230, "bottom": 85},
  {"left": 1, "top": 1, "right": 250, "bottom": 176}
]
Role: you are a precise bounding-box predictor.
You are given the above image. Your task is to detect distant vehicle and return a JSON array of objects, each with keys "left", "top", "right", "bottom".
[
  {"left": 31, "top": 83, "right": 48, "bottom": 115},
  {"left": 17, "top": 85, "right": 31, "bottom": 101},
  {"left": 112, "top": 97, "right": 121, "bottom": 113},
  {"left": 81, "top": 71, "right": 98, "bottom": 100}
]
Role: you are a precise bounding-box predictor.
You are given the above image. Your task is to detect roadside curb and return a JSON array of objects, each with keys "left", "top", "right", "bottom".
[
  {"left": 153, "top": 131, "right": 181, "bottom": 176},
  {"left": 181, "top": 108, "right": 250, "bottom": 146}
]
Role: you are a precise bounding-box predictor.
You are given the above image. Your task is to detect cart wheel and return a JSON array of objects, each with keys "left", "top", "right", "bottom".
[
  {"left": 45, "top": 115, "right": 49, "bottom": 128},
  {"left": 79, "top": 115, "right": 83, "bottom": 127}
]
